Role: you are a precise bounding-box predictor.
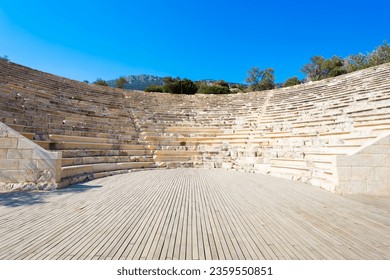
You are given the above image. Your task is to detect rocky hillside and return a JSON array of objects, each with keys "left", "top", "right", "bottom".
[
  {"left": 107, "top": 74, "right": 164, "bottom": 90},
  {"left": 108, "top": 75, "right": 246, "bottom": 91}
]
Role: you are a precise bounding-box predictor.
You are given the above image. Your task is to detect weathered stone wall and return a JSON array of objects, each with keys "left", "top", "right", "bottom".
[
  {"left": 0, "top": 122, "right": 62, "bottom": 191},
  {"left": 336, "top": 132, "right": 390, "bottom": 195}
]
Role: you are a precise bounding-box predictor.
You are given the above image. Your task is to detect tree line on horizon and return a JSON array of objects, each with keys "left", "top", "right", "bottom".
[{"left": 245, "top": 40, "right": 390, "bottom": 92}]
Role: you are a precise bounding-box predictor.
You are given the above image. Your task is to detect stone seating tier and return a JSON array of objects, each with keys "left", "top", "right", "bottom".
[{"left": 1, "top": 59, "right": 390, "bottom": 194}]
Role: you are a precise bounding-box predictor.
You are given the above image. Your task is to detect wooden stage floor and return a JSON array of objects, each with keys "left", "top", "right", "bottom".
[{"left": 0, "top": 169, "right": 389, "bottom": 260}]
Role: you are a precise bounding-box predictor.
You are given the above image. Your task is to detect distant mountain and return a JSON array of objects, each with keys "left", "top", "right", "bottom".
[
  {"left": 198, "top": 79, "right": 246, "bottom": 88},
  {"left": 107, "top": 74, "right": 164, "bottom": 90},
  {"left": 107, "top": 75, "right": 246, "bottom": 91}
]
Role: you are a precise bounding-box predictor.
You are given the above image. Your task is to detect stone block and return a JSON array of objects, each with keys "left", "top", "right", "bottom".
[
  {"left": 18, "top": 159, "right": 38, "bottom": 170},
  {"left": 7, "top": 149, "right": 33, "bottom": 159},
  {"left": 37, "top": 159, "right": 58, "bottom": 172},
  {"left": 368, "top": 167, "right": 390, "bottom": 181},
  {"left": 0, "top": 149, "right": 6, "bottom": 158},
  {"left": 336, "top": 156, "right": 352, "bottom": 167},
  {"left": 0, "top": 138, "right": 18, "bottom": 149},
  {"left": 367, "top": 180, "right": 390, "bottom": 196},
  {"left": 221, "top": 162, "right": 233, "bottom": 169},
  {"left": 362, "top": 144, "right": 390, "bottom": 154},
  {"left": 0, "top": 159, "right": 19, "bottom": 170},
  {"left": 349, "top": 180, "right": 367, "bottom": 194},
  {"left": 0, "top": 170, "right": 25, "bottom": 182},
  {"left": 351, "top": 166, "right": 374, "bottom": 181},
  {"left": 33, "top": 148, "right": 61, "bottom": 160},
  {"left": 17, "top": 137, "right": 35, "bottom": 149},
  {"left": 337, "top": 179, "right": 352, "bottom": 193},
  {"left": 337, "top": 166, "right": 352, "bottom": 178}
]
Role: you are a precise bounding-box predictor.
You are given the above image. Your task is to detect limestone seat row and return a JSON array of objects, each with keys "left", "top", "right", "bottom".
[
  {"left": 1, "top": 59, "right": 390, "bottom": 194},
  {"left": 0, "top": 60, "right": 154, "bottom": 187}
]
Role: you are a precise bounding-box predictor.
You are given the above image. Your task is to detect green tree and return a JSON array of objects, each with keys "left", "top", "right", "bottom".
[
  {"left": 323, "top": 56, "right": 346, "bottom": 77},
  {"left": 93, "top": 78, "right": 109, "bottom": 86},
  {"left": 344, "top": 41, "right": 390, "bottom": 73},
  {"left": 144, "top": 84, "right": 164, "bottom": 92},
  {"left": 115, "top": 76, "right": 127, "bottom": 88},
  {"left": 368, "top": 40, "right": 390, "bottom": 66},
  {"left": 301, "top": 56, "right": 346, "bottom": 81},
  {"left": 245, "top": 67, "right": 261, "bottom": 89},
  {"left": 162, "top": 76, "right": 182, "bottom": 94},
  {"left": 162, "top": 77, "right": 198, "bottom": 94},
  {"left": 283, "top": 76, "right": 301, "bottom": 87},
  {"left": 214, "top": 80, "right": 229, "bottom": 88},
  {"left": 197, "top": 83, "right": 230, "bottom": 94},
  {"left": 245, "top": 67, "right": 275, "bottom": 91},
  {"left": 301, "top": 56, "right": 325, "bottom": 81},
  {"left": 230, "top": 84, "right": 247, "bottom": 92},
  {"left": 344, "top": 53, "right": 369, "bottom": 72},
  {"left": 180, "top": 78, "right": 198, "bottom": 94}
]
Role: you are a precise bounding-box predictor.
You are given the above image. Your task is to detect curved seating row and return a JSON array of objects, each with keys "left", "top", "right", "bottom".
[{"left": 1, "top": 59, "right": 389, "bottom": 194}]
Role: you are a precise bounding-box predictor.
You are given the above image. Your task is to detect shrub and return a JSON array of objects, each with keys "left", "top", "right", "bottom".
[
  {"left": 283, "top": 76, "right": 301, "bottom": 87},
  {"left": 214, "top": 80, "right": 229, "bottom": 88},
  {"left": 162, "top": 77, "right": 198, "bottom": 94},
  {"left": 197, "top": 84, "right": 230, "bottom": 94},
  {"left": 368, "top": 40, "right": 390, "bottom": 66},
  {"left": 301, "top": 56, "right": 346, "bottom": 81},
  {"left": 180, "top": 78, "right": 198, "bottom": 95},
  {"left": 144, "top": 84, "right": 164, "bottom": 92},
  {"left": 230, "top": 84, "right": 247, "bottom": 92},
  {"left": 245, "top": 67, "right": 275, "bottom": 91},
  {"left": 344, "top": 53, "right": 369, "bottom": 72},
  {"left": 162, "top": 77, "right": 181, "bottom": 94},
  {"left": 93, "top": 78, "right": 108, "bottom": 86},
  {"left": 115, "top": 76, "right": 127, "bottom": 88}
]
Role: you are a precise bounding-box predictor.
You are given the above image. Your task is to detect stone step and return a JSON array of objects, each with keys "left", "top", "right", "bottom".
[
  {"left": 154, "top": 155, "right": 197, "bottom": 162},
  {"left": 269, "top": 158, "right": 334, "bottom": 171},
  {"left": 20, "top": 132, "right": 35, "bottom": 140},
  {"left": 48, "top": 134, "right": 135, "bottom": 144},
  {"left": 61, "top": 161, "right": 155, "bottom": 179},
  {"left": 46, "top": 141, "right": 146, "bottom": 151},
  {"left": 61, "top": 149, "right": 153, "bottom": 158},
  {"left": 269, "top": 164, "right": 335, "bottom": 184},
  {"left": 58, "top": 169, "right": 129, "bottom": 188},
  {"left": 155, "top": 150, "right": 201, "bottom": 156},
  {"left": 62, "top": 155, "right": 154, "bottom": 166}
]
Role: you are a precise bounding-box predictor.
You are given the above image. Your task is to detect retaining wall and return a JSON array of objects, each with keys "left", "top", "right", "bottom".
[{"left": 0, "top": 122, "right": 62, "bottom": 191}]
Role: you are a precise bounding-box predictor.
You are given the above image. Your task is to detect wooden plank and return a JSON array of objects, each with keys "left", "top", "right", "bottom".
[{"left": 0, "top": 169, "right": 389, "bottom": 260}]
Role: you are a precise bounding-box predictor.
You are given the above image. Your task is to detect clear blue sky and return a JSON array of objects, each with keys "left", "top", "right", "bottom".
[{"left": 1, "top": 0, "right": 389, "bottom": 83}]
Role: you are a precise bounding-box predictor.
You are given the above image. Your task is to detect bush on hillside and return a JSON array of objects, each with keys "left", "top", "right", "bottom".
[
  {"left": 301, "top": 56, "right": 346, "bottom": 81},
  {"left": 301, "top": 41, "right": 390, "bottom": 82},
  {"left": 344, "top": 53, "right": 370, "bottom": 72},
  {"left": 93, "top": 78, "right": 109, "bottom": 86},
  {"left": 368, "top": 40, "right": 390, "bottom": 66},
  {"left": 214, "top": 80, "right": 229, "bottom": 88},
  {"left": 230, "top": 84, "right": 247, "bottom": 92},
  {"left": 197, "top": 83, "right": 230, "bottom": 94},
  {"left": 144, "top": 84, "right": 164, "bottom": 92},
  {"left": 283, "top": 76, "right": 301, "bottom": 87},
  {"left": 162, "top": 77, "right": 198, "bottom": 94},
  {"left": 115, "top": 76, "right": 127, "bottom": 88},
  {"left": 245, "top": 67, "right": 275, "bottom": 91}
]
